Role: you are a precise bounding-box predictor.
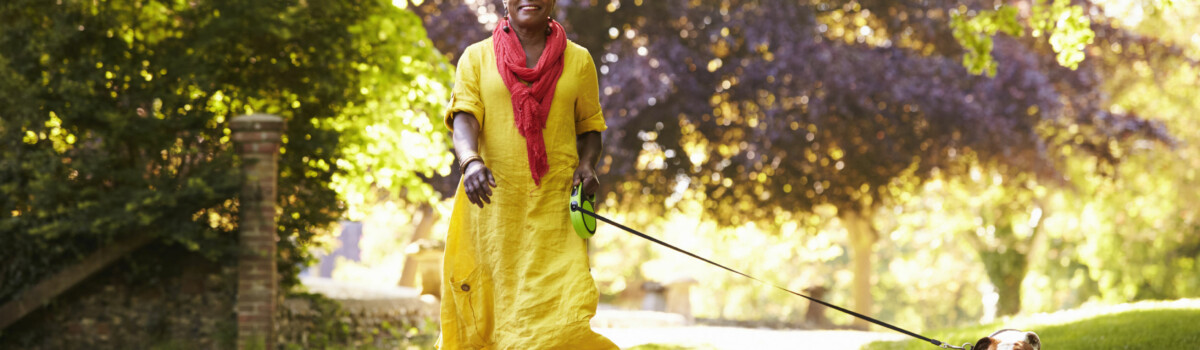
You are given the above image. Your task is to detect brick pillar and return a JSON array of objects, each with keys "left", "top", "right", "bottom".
[{"left": 232, "top": 114, "right": 284, "bottom": 350}]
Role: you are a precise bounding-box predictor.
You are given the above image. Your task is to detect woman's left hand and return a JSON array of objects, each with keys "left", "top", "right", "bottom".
[{"left": 572, "top": 164, "right": 600, "bottom": 197}]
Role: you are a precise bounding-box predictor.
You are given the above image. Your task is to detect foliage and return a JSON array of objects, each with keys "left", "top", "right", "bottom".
[
  {"left": 1042, "top": 128, "right": 1200, "bottom": 304},
  {"left": 415, "top": 0, "right": 1170, "bottom": 225},
  {"left": 1042, "top": 0, "right": 1200, "bottom": 309},
  {"left": 950, "top": 5, "right": 1023, "bottom": 76},
  {"left": 910, "top": 163, "right": 1048, "bottom": 318},
  {"left": 952, "top": 0, "right": 1096, "bottom": 76},
  {"left": 287, "top": 292, "right": 356, "bottom": 348},
  {"left": 0, "top": 0, "right": 450, "bottom": 301},
  {"left": 1034, "top": 0, "right": 1095, "bottom": 70}
]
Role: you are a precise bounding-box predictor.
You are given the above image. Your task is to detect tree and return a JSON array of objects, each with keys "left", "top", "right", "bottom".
[
  {"left": 915, "top": 166, "right": 1049, "bottom": 317},
  {"left": 412, "top": 0, "right": 1183, "bottom": 324},
  {"left": 1042, "top": 1, "right": 1200, "bottom": 305},
  {"left": 0, "top": 0, "right": 451, "bottom": 302}
]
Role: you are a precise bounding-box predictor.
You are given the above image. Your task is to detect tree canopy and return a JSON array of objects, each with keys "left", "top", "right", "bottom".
[
  {"left": 0, "top": 0, "right": 452, "bottom": 299},
  {"left": 415, "top": 0, "right": 1175, "bottom": 224}
]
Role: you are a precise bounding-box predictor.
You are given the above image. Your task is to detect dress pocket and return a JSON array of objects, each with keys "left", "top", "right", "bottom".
[{"left": 448, "top": 267, "right": 492, "bottom": 348}]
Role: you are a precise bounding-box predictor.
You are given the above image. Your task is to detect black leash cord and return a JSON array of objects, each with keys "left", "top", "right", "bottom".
[{"left": 573, "top": 205, "right": 951, "bottom": 348}]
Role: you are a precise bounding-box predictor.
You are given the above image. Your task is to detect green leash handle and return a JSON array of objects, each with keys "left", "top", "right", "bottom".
[{"left": 569, "top": 184, "right": 597, "bottom": 239}]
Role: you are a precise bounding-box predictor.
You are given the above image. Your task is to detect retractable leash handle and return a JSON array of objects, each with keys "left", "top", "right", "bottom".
[
  {"left": 571, "top": 203, "right": 967, "bottom": 349},
  {"left": 569, "top": 184, "right": 597, "bottom": 239}
]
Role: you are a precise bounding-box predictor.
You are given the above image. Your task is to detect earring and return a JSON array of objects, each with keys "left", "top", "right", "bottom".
[{"left": 501, "top": 7, "right": 511, "bottom": 32}]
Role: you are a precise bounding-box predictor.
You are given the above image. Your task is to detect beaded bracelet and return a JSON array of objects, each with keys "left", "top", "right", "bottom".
[{"left": 459, "top": 154, "right": 483, "bottom": 173}]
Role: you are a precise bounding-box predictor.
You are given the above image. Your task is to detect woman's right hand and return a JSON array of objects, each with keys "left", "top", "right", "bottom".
[{"left": 463, "top": 160, "right": 497, "bottom": 208}]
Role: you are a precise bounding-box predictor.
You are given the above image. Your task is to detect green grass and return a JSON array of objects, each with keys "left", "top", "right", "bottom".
[
  {"left": 628, "top": 345, "right": 718, "bottom": 350},
  {"left": 865, "top": 300, "right": 1200, "bottom": 350}
]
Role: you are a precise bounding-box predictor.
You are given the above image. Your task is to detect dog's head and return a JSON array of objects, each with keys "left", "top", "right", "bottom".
[{"left": 975, "top": 329, "right": 1041, "bottom": 350}]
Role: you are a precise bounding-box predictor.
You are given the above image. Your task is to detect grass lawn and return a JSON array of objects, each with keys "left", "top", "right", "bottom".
[
  {"left": 864, "top": 299, "right": 1200, "bottom": 350},
  {"left": 628, "top": 345, "right": 717, "bottom": 350}
]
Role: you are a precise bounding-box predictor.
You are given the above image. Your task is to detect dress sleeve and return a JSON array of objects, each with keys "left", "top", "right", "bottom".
[
  {"left": 445, "top": 45, "right": 485, "bottom": 131},
  {"left": 574, "top": 51, "right": 607, "bottom": 135}
]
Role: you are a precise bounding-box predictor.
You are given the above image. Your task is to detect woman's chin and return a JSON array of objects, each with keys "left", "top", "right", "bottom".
[{"left": 511, "top": 14, "right": 547, "bottom": 27}]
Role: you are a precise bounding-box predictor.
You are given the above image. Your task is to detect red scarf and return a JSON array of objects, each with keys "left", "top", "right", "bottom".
[{"left": 493, "top": 18, "right": 567, "bottom": 186}]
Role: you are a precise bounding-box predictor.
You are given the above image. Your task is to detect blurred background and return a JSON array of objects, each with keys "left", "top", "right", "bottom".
[{"left": 2, "top": 0, "right": 1197, "bottom": 349}]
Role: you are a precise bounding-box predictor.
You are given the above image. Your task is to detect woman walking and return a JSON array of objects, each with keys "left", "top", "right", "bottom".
[{"left": 438, "top": 0, "right": 617, "bottom": 348}]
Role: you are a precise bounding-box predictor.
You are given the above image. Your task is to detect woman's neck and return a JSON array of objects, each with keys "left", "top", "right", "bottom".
[
  {"left": 512, "top": 24, "right": 547, "bottom": 49},
  {"left": 511, "top": 23, "right": 547, "bottom": 68}
]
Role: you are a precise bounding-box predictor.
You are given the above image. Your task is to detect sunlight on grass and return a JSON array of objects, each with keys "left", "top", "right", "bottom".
[
  {"left": 864, "top": 299, "right": 1200, "bottom": 350},
  {"left": 629, "top": 344, "right": 718, "bottom": 350}
]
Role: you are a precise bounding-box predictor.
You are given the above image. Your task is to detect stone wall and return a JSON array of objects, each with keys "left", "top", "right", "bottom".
[
  {"left": 0, "top": 243, "right": 238, "bottom": 350},
  {"left": 0, "top": 244, "right": 440, "bottom": 350},
  {"left": 278, "top": 293, "right": 439, "bottom": 349}
]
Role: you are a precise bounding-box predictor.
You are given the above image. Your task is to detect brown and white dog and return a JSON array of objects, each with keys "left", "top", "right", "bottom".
[{"left": 974, "top": 329, "right": 1041, "bottom": 350}]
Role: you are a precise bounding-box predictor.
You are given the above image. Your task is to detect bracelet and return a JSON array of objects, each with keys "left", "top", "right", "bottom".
[{"left": 459, "top": 154, "right": 483, "bottom": 173}]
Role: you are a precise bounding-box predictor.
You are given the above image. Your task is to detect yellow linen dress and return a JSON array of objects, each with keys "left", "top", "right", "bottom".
[{"left": 438, "top": 37, "right": 617, "bottom": 349}]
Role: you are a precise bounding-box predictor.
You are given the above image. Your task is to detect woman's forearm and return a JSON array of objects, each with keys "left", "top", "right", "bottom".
[
  {"left": 577, "top": 131, "right": 602, "bottom": 168},
  {"left": 452, "top": 112, "right": 481, "bottom": 160}
]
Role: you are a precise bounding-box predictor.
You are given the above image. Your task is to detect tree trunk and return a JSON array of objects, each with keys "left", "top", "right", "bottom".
[
  {"left": 840, "top": 209, "right": 879, "bottom": 330},
  {"left": 997, "top": 268, "right": 1024, "bottom": 317},
  {"left": 398, "top": 203, "right": 436, "bottom": 287},
  {"left": 968, "top": 208, "right": 1045, "bottom": 319},
  {"left": 980, "top": 248, "right": 1028, "bottom": 317}
]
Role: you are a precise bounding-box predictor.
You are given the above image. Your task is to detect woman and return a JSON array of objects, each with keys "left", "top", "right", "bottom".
[{"left": 438, "top": 0, "right": 617, "bottom": 348}]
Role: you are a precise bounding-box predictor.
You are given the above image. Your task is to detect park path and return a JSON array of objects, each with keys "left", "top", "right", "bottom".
[
  {"left": 297, "top": 277, "right": 909, "bottom": 349},
  {"left": 594, "top": 326, "right": 908, "bottom": 350}
]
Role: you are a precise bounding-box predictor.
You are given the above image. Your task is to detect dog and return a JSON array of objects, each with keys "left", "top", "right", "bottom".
[{"left": 974, "top": 329, "right": 1041, "bottom": 350}]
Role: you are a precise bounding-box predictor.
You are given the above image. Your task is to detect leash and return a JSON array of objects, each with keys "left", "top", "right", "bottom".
[{"left": 568, "top": 186, "right": 974, "bottom": 350}]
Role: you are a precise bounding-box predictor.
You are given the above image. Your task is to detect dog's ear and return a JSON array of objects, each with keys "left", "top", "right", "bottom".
[
  {"left": 974, "top": 337, "right": 994, "bottom": 350},
  {"left": 1025, "top": 331, "right": 1041, "bottom": 349}
]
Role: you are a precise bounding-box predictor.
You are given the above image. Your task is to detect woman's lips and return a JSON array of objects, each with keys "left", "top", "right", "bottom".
[{"left": 518, "top": 5, "right": 541, "bottom": 12}]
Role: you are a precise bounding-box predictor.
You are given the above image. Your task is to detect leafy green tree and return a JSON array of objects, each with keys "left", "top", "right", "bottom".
[
  {"left": 0, "top": 0, "right": 451, "bottom": 302},
  {"left": 916, "top": 165, "right": 1049, "bottom": 317},
  {"left": 1049, "top": 1, "right": 1200, "bottom": 304}
]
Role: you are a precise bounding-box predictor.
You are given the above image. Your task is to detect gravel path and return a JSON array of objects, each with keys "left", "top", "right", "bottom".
[{"left": 594, "top": 326, "right": 908, "bottom": 350}]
